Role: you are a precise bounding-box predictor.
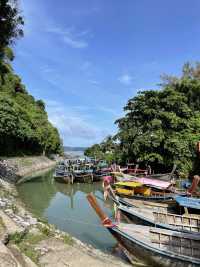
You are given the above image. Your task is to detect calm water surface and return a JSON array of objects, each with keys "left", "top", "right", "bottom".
[{"left": 17, "top": 170, "right": 116, "bottom": 252}]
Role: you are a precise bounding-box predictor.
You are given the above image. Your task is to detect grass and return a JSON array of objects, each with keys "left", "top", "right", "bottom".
[
  {"left": 8, "top": 219, "right": 74, "bottom": 264},
  {"left": 18, "top": 242, "right": 41, "bottom": 264},
  {"left": 62, "top": 233, "right": 74, "bottom": 245},
  {"left": 9, "top": 231, "right": 26, "bottom": 244},
  {"left": 37, "top": 224, "right": 53, "bottom": 237},
  {"left": 9, "top": 231, "right": 46, "bottom": 265}
]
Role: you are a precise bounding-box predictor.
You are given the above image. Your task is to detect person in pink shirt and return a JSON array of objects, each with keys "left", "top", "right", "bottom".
[{"left": 102, "top": 175, "right": 113, "bottom": 200}]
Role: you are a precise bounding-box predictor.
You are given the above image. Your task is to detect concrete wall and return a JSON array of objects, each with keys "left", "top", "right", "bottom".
[{"left": 0, "top": 156, "right": 56, "bottom": 184}]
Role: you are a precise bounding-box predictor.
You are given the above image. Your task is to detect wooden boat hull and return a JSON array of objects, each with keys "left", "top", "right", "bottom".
[
  {"left": 93, "top": 173, "right": 105, "bottom": 181},
  {"left": 146, "top": 173, "right": 172, "bottom": 181},
  {"left": 87, "top": 193, "right": 200, "bottom": 267},
  {"left": 54, "top": 175, "right": 72, "bottom": 184},
  {"left": 73, "top": 173, "right": 93, "bottom": 183},
  {"left": 108, "top": 226, "right": 200, "bottom": 267},
  {"left": 112, "top": 196, "right": 176, "bottom": 213},
  {"left": 117, "top": 193, "right": 175, "bottom": 202},
  {"left": 118, "top": 205, "right": 200, "bottom": 233}
]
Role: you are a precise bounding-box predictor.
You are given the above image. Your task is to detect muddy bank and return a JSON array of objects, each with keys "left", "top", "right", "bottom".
[{"left": 0, "top": 156, "right": 56, "bottom": 184}]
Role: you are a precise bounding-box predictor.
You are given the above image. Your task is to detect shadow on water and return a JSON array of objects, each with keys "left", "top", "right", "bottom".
[{"left": 17, "top": 170, "right": 117, "bottom": 252}]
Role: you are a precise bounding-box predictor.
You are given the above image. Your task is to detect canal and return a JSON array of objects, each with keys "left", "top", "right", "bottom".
[{"left": 17, "top": 170, "right": 117, "bottom": 252}]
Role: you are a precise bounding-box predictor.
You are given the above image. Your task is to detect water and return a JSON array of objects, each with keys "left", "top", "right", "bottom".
[
  {"left": 64, "top": 150, "right": 85, "bottom": 157},
  {"left": 17, "top": 170, "right": 116, "bottom": 252}
]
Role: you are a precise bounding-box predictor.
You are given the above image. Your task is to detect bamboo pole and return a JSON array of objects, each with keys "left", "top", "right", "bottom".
[{"left": 87, "top": 193, "right": 113, "bottom": 227}]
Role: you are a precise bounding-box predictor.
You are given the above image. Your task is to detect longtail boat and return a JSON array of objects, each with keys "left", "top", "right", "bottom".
[
  {"left": 113, "top": 172, "right": 172, "bottom": 190},
  {"left": 53, "top": 165, "right": 74, "bottom": 184},
  {"left": 175, "top": 196, "right": 200, "bottom": 210},
  {"left": 114, "top": 196, "right": 176, "bottom": 211},
  {"left": 117, "top": 204, "right": 200, "bottom": 233},
  {"left": 113, "top": 181, "right": 177, "bottom": 201},
  {"left": 175, "top": 196, "right": 200, "bottom": 214},
  {"left": 54, "top": 173, "right": 73, "bottom": 184},
  {"left": 87, "top": 193, "right": 200, "bottom": 267},
  {"left": 93, "top": 167, "right": 111, "bottom": 181},
  {"left": 73, "top": 169, "right": 93, "bottom": 183}
]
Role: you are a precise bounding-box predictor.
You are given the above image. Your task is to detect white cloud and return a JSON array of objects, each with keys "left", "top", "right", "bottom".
[
  {"left": 45, "top": 100, "right": 109, "bottom": 146},
  {"left": 46, "top": 26, "right": 89, "bottom": 49},
  {"left": 118, "top": 73, "right": 134, "bottom": 85}
]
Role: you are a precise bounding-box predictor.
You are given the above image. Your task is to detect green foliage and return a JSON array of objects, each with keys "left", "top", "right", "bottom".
[
  {"left": 19, "top": 242, "right": 40, "bottom": 264},
  {"left": 84, "top": 135, "right": 120, "bottom": 163},
  {"left": 9, "top": 231, "right": 26, "bottom": 244},
  {"left": 0, "top": 0, "right": 24, "bottom": 56},
  {"left": 115, "top": 62, "right": 200, "bottom": 174},
  {"left": 86, "top": 62, "right": 200, "bottom": 175},
  {"left": 0, "top": 1, "right": 63, "bottom": 156},
  {"left": 0, "top": 85, "right": 63, "bottom": 155},
  {"left": 85, "top": 144, "right": 104, "bottom": 159},
  {"left": 37, "top": 224, "right": 52, "bottom": 237},
  {"left": 9, "top": 231, "right": 46, "bottom": 264},
  {"left": 62, "top": 233, "right": 74, "bottom": 245}
]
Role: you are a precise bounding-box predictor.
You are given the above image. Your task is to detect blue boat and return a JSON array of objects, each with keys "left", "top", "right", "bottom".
[{"left": 175, "top": 196, "right": 200, "bottom": 210}]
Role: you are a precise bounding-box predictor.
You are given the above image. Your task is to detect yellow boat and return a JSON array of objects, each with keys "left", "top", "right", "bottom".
[{"left": 114, "top": 181, "right": 151, "bottom": 197}]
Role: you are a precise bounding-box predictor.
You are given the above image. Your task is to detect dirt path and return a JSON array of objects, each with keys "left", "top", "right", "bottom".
[{"left": 38, "top": 238, "right": 130, "bottom": 267}]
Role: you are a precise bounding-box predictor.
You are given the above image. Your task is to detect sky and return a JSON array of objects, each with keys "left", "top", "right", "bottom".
[{"left": 13, "top": 0, "right": 200, "bottom": 147}]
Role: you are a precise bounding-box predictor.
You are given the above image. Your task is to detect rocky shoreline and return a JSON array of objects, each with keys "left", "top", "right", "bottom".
[
  {"left": 0, "top": 157, "right": 131, "bottom": 267},
  {"left": 0, "top": 156, "right": 56, "bottom": 184}
]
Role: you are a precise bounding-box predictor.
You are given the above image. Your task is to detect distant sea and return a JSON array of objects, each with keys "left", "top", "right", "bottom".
[
  {"left": 64, "top": 147, "right": 86, "bottom": 157},
  {"left": 65, "top": 150, "right": 84, "bottom": 157}
]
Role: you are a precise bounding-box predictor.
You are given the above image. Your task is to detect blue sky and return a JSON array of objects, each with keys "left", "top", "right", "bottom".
[{"left": 13, "top": 0, "right": 200, "bottom": 146}]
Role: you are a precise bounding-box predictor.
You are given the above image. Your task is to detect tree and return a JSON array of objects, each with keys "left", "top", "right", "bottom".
[
  {"left": 0, "top": 0, "right": 63, "bottom": 156},
  {"left": 86, "top": 62, "right": 200, "bottom": 175},
  {"left": 0, "top": 0, "right": 24, "bottom": 57},
  {"left": 115, "top": 63, "right": 200, "bottom": 174},
  {"left": 84, "top": 135, "right": 120, "bottom": 163}
]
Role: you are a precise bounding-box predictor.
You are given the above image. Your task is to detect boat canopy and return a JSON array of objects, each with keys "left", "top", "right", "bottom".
[
  {"left": 115, "top": 181, "right": 143, "bottom": 188},
  {"left": 175, "top": 196, "right": 200, "bottom": 210}
]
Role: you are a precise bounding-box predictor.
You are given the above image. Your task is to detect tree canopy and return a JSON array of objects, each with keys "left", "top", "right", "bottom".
[
  {"left": 86, "top": 62, "right": 200, "bottom": 175},
  {"left": 0, "top": 0, "right": 24, "bottom": 57},
  {"left": 0, "top": 0, "right": 63, "bottom": 156},
  {"left": 84, "top": 135, "right": 121, "bottom": 163}
]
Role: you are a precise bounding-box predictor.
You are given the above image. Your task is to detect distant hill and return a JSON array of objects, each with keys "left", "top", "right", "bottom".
[{"left": 64, "top": 146, "right": 87, "bottom": 152}]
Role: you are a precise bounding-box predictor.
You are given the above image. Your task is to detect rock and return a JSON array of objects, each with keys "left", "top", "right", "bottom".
[
  {"left": 4, "top": 209, "right": 13, "bottom": 215},
  {"left": 29, "top": 226, "right": 40, "bottom": 235},
  {"left": 25, "top": 215, "right": 37, "bottom": 225},
  {"left": 29, "top": 217, "right": 37, "bottom": 225},
  {"left": 0, "top": 200, "right": 6, "bottom": 208},
  {"left": 20, "top": 221, "right": 30, "bottom": 228},
  {"left": 0, "top": 242, "right": 21, "bottom": 266}
]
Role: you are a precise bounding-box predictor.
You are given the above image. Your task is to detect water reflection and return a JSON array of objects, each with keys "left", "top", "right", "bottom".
[{"left": 17, "top": 170, "right": 116, "bottom": 251}]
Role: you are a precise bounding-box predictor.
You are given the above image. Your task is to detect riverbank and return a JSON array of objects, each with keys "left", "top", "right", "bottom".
[
  {"left": 0, "top": 157, "right": 131, "bottom": 267},
  {"left": 0, "top": 183, "right": 131, "bottom": 267},
  {"left": 0, "top": 156, "right": 56, "bottom": 184}
]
